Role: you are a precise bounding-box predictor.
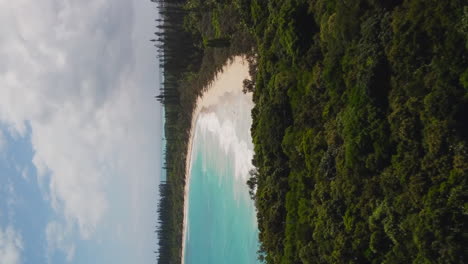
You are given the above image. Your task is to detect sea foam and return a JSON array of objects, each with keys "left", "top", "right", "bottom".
[{"left": 196, "top": 92, "right": 254, "bottom": 183}]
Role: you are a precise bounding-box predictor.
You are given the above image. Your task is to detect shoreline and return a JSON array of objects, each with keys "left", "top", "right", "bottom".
[{"left": 181, "top": 56, "right": 250, "bottom": 264}]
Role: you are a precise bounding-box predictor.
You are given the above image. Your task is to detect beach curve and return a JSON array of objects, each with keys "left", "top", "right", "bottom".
[{"left": 181, "top": 56, "right": 251, "bottom": 264}]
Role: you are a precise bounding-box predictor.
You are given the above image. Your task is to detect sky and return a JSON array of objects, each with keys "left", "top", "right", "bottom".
[{"left": 0, "top": 0, "right": 161, "bottom": 263}]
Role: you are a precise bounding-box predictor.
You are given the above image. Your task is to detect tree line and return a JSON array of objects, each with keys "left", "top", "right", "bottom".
[
  {"left": 153, "top": 0, "right": 201, "bottom": 263},
  {"left": 152, "top": 0, "right": 254, "bottom": 263},
  {"left": 153, "top": 1, "right": 467, "bottom": 264}
]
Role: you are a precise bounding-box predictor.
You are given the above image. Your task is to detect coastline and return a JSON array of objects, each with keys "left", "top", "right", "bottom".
[{"left": 181, "top": 56, "right": 250, "bottom": 264}]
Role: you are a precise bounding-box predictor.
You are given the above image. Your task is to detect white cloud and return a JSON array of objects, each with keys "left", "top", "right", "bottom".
[
  {"left": 20, "top": 168, "right": 28, "bottom": 182},
  {"left": 0, "top": 0, "right": 160, "bottom": 262},
  {"left": 0, "top": 130, "right": 6, "bottom": 153},
  {"left": 0, "top": 225, "right": 23, "bottom": 264},
  {"left": 4, "top": 180, "right": 18, "bottom": 224},
  {"left": 0, "top": 0, "right": 132, "bottom": 238},
  {"left": 45, "top": 221, "right": 75, "bottom": 263}
]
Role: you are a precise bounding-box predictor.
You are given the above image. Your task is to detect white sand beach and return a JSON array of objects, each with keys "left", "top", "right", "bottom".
[{"left": 181, "top": 56, "right": 251, "bottom": 263}]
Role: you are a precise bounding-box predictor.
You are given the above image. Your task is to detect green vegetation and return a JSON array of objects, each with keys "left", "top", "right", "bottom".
[
  {"left": 245, "top": 0, "right": 468, "bottom": 263},
  {"left": 154, "top": 0, "right": 468, "bottom": 263},
  {"left": 153, "top": 0, "right": 253, "bottom": 263}
]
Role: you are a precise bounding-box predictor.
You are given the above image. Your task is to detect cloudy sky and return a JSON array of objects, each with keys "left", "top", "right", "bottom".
[{"left": 0, "top": 0, "right": 161, "bottom": 263}]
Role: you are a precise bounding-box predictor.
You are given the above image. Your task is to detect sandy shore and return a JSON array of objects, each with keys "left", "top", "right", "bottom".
[{"left": 181, "top": 56, "right": 250, "bottom": 263}]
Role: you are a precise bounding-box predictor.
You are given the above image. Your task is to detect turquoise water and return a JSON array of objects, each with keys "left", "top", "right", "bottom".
[{"left": 184, "top": 95, "right": 259, "bottom": 264}]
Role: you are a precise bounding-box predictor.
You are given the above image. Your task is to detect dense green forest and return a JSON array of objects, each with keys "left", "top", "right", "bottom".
[
  {"left": 245, "top": 1, "right": 468, "bottom": 263},
  {"left": 154, "top": 0, "right": 468, "bottom": 263}
]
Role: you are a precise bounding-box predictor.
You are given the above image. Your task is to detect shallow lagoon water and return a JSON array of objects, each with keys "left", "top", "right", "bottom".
[{"left": 184, "top": 93, "right": 259, "bottom": 264}]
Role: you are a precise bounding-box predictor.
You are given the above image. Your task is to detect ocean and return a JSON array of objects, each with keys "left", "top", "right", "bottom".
[{"left": 184, "top": 91, "right": 259, "bottom": 264}]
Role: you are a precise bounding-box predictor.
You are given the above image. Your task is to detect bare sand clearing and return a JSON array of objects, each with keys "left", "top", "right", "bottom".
[{"left": 181, "top": 56, "right": 250, "bottom": 263}]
